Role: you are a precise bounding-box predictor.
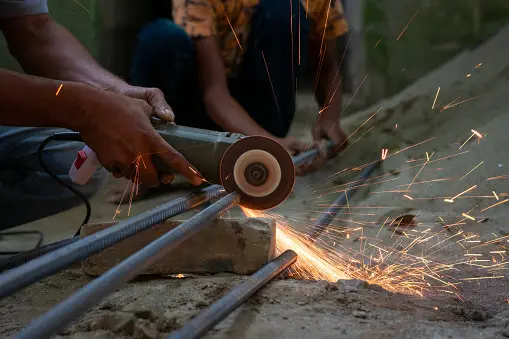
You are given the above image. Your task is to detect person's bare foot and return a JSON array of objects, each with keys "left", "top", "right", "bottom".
[{"left": 105, "top": 179, "right": 150, "bottom": 204}]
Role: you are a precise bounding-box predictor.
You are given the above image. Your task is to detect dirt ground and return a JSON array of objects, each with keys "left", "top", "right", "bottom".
[{"left": 2, "top": 27, "right": 509, "bottom": 339}]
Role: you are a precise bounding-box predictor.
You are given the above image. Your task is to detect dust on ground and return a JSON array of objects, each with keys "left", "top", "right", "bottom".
[{"left": 2, "top": 26, "right": 509, "bottom": 339}]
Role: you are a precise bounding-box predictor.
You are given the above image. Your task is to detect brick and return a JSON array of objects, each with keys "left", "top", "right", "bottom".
[{"left": 80, "top": 218, "right": 276, "bottom": 276}]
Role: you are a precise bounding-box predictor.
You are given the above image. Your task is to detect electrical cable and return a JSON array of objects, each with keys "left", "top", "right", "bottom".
[
  {"left": 37, "top": 132, "right": 90, "bottom": 233},
  {"left": 0, "top": 133, "right": 89, "bottom": 257}
]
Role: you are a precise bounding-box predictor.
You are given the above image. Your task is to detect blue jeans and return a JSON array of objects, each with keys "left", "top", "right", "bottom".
[
  {"left": 0, "top": 127, "right": 107, "bottom": 230},
  {"left": 131, "top": 0, "right": 309, "bottom": 138}
]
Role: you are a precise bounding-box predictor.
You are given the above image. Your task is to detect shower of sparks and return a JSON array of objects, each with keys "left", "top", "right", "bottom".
[
  {"left": 432, "top": 87, "right": 440, "bottom": 109},
  {"left": 481, "top": 199, "right": 509, "bottom": 212},
  {"left": 55, "top": 84, "right": 63, "bottom": 96},
  {"left": 460, "top": 161, "right": 484, "bottom": 180},
  {"left": 113, "top": 155, "right": 146, "bottom": 219},
  {"left": 397, "top": 9, "right": 419, "bottom": 41}
]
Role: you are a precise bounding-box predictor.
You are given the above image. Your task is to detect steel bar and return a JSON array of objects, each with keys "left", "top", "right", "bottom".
[
  {"left": 292, "top": 141, "right": 335, "bottom": 166},
  {"left": 0, "top": 185, "right": 226, "bottom": 299},
  {"left": 15, "top": 192, "right": 240, "bottom": 339},
  {"left": 307, "top": 161, "right": 381, "bottom": 240},
  {"left": 0, "top": 236, "right": 79, "bottom": 272},
  {"left": 168, "top": 250, "right": 297, "bottom": 339}
]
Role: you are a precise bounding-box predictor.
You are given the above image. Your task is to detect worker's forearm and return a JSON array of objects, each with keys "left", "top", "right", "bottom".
[
  {"left": 0, "top": 69, "right": 87, "bottom": 130},
  {"left": 204, "top": 91, "right": 273, "bottom": 137},
  {"left": 4, "top": 15, "right": 127, "bottom": 92}
]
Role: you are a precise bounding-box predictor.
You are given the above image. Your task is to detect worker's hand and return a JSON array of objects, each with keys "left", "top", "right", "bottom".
[
  {"left": 297, "top": 114, "right": 348, "bottom": 175},
  {"left": 313, "top": 113, "right": 348, "bottom": 157},
  {"left": 72, "top": 83, "right": 203, "bottom": 187},
  {"left": 119, "top": 85, "right": 176, "bottom": 123},
  {"left": 276, "top": 136, "right": 309, "bottom": 156}
]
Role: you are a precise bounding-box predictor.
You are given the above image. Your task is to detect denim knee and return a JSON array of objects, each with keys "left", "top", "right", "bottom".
[{"left": 136, "top": 19, "right": 194, "bottom": 60}]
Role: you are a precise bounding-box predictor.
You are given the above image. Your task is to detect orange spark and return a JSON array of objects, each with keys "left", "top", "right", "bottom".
[
  {"left": 471, "top": 129, "right": 483, "bottom": 138},
  {"left": 475, "top": 63, "right": 483, "bottom": 68},
  {"left": 374, "top": 38, "right": 382, "bottom": 48},
  {"left": 451, "top": 185, "right": 477, "bottom": 200},
  {"left": 492, "top": 191, "right": 499, "bottom": 200},
  {"left": 262, "top": 52, "right": 282, "bottom": 120},
  {"left": 487, "top": 175, "right": 509, "bottom": 181},
  {"left": 432, "top": 87, "right": 440, "bottom": 109},
  {"left": 381, "top": 148, "right": 388, "bottom": 160},
  {"left": 462, "top": 213, "right": 475, "bottom": 221},
  {"left": 466, "top": 74, "right": 471, "bottom": 78},
  {"left": 404, "top": 195, "right": 413, "bottom": 200},
  {"left": 397, "top": 9, "right": 419, "bottom": 40},
  {"left": 460, "top": 161, "right": 483, "bottom": 180},
  {"left": 461, "top": 276, "right": 504, "bottom": 281},
  {"left": 481, "top": 199, "right": 509, "bottom": 212},
  {"left": 72, "top": 0, "right": 89, "bottom": 12},
  {"left": 55, "top": 84, "right": 63, "bottom": 96},
  {"left": 217, "top": 1, "right": 242, "bottom": 50}
]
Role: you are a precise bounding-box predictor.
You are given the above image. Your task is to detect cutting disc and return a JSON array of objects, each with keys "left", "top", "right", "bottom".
[{"left": 220, "top": 136, "right": 295, "bottom": 210}]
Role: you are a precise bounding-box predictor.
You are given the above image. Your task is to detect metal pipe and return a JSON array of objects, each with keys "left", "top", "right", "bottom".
[
  {"left": 307, "top": 161, "right": 381, "bottom": 240},
  {"left": 15, "top": 192, "right": 240, "bottom": 339},
  {"left": 168, "top": 250, "right": 297, "bottom": 339},
  {"left": 0, "top": 185, "right": 226, "bottom": 299}
]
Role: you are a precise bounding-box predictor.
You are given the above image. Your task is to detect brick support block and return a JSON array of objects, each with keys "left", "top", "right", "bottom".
[{"left": 80, "top": 218, "right": 276, "bottom": 276}]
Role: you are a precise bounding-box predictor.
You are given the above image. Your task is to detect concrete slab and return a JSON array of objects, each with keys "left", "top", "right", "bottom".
[{"left": 80, "top": 217, "right": 276, "bottom": 276}]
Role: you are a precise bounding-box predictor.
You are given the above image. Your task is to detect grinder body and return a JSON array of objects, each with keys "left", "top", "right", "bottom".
[
  {"left": 69, "top": 122, "right": 295, "bottom": 210},
  {"left": 152, "top": 124, "right": 243, "bottom": 184}
]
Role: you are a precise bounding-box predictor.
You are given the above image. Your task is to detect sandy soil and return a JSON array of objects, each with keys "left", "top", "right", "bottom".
[{"left": 2, "top": 26, "right": 509, "bottom": 339}]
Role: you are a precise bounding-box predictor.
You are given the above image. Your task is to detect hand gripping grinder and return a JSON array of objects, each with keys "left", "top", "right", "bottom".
[{"left": 69, "top": 121, "right": 295, "bottom": 210}]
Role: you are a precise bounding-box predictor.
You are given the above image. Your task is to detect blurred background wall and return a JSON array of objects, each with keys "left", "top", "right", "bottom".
[{"left": 0, "top": 0, "right": 508, "bottom": 109}]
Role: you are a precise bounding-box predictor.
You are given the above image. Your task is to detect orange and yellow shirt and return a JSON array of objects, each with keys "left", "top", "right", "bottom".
[{"left": 172, "top": 0, "right": 348, "bottom": 74}]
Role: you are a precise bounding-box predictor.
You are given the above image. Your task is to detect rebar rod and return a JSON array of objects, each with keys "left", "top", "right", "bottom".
[
  {"left": 168, "top": 250, "right": 297, "bottom": 339},
  {"left": 15, "top": 192, "right": 240, "bottom": 339},
  {"left": 0, "top": 236, "right": 79, "bottom": 272},
  {"left": 307, "top": 161, "right": 381, "bottom": 240},
  {"left": 292, "top": 141, "right": 335, "bottom": 166},
  {"left": 0, "top": 185, "right": 226, "bottom": 299}
]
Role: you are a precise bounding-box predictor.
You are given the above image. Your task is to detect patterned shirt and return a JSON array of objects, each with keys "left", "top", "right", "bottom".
[{"left": 173, "top": 0, "right": 348, "bottom": 75}]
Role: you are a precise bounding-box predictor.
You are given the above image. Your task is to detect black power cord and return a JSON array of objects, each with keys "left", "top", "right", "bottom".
[
  {"left": 37, "top": 132, "right": 91, "bottom": 233},
  {"left": 0, "top": 132, "right": 91, "bottom": 259}
]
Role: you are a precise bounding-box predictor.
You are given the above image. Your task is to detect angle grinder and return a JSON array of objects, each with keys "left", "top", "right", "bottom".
[{"left": 69, "top": 118, "right": 295, "bottom": 210}]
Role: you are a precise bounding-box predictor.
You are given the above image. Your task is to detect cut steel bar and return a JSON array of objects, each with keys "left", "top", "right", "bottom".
[
  {"left": 168, "top": 250, "right": 297, "bottom": 339},
  {"left": 0, "top": 185, "right": 225, "bottom": 299},
  {"left": 15, "top": 192, "right": 240, "bottom": 339},
  {"left": 292, "top": 141, "right": 335, "bottom": 166},
  {"left": 307, "top": 161, "right": 381, "bottom": 240}
]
